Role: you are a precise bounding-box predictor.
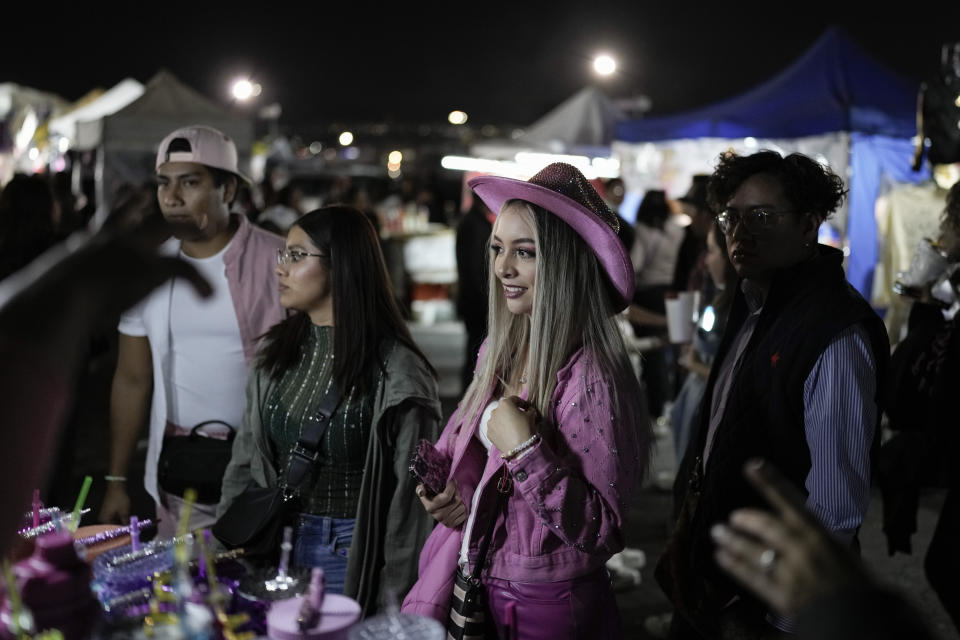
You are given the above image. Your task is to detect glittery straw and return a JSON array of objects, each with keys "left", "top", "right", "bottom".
[
  {"left": 18, "top": 510, "right": 89, "bottom": 539},
  {"left": 74, "top": 519, "right": 154, "bottom": 547},
  {"left": 105, "top": 533, "right": 193, "bottom": 568},
  {"left": 21, "top": 506, "right": 65, "bottom": 524},
  {"left": 105, "top": 586, "right": 153, "bottom": 610},
  {"left": 70, "top": 475, "right": 93, "bottom": 532}
]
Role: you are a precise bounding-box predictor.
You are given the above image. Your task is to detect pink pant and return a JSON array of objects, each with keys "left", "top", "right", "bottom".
[{"left": 483, "top": 569, "right": 621, "bottom": 640}]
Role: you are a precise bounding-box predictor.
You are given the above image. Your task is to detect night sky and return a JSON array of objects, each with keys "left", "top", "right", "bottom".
[{"left": 4, "top": 4, "right": 960, "bottom": 129}]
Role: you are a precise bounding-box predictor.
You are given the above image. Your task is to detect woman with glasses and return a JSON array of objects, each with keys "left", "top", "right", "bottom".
[{"left": 217, "top": 206, "right": 441, "bottom": 615}]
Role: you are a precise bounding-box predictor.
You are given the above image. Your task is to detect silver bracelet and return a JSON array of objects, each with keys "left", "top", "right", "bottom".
[
  {"left": 104, "top": 475, "right": 127, "bottom": 482},
  {"left": 501, "top": 433, "right": 540, "bottom": 461}
]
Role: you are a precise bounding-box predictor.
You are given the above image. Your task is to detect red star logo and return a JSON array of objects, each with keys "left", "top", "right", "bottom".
[{"left": 771, "top": 352, "right": 781, "bottom": 367}]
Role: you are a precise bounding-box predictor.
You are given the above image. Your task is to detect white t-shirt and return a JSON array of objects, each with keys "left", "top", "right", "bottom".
[
  {"left": 632, "top": 218, "right": 686, "bottom": 287},
  {"left": 166, "top": 243, "right": 247, "bottom": 431}
]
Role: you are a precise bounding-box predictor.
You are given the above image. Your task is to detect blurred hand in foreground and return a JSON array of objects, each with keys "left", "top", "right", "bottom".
[{"left": 709, "top": 459, "right": 863, "bottom": 617}]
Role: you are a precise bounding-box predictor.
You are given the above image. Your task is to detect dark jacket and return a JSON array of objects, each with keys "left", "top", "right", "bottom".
[
  {"left": 880, "top": 301, "right": 960, "bottom": 554},
  {"left": 218, "top": 341, "right": 441, "bottom": 616},
  {"left": 656, "top": 245, "right": 889, "bottom": 635}
]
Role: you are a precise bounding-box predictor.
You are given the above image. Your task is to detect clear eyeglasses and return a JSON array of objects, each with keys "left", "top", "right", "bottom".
[
  {"left": 277, "top": 248, "right": 326, "bottom": 265},
  {"left": 715, "top": 208, "right": 798, "bottom": 235}
]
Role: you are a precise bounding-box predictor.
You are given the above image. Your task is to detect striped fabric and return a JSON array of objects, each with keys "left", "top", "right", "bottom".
[
  {"left": 802, "top": 323, "right": 876, "bottom": 538},
  {"left": 447, "top": 569, "right": 488, "bottom": 640},
  {"left": 771, "top": 323, "right": 877, "bottom": 634}
]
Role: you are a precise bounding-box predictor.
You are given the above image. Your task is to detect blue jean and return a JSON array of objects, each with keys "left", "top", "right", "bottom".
[{"left": 293, "top": 514, "right": 355, "bottom": 594}]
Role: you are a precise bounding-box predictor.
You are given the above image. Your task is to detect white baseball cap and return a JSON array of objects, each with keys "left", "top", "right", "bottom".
[{"left": 156, "top": 125, "right": 251, "bottom": 183}]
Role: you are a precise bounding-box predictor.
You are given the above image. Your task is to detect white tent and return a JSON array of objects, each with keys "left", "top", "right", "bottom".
[
  {"left": 47, "top": 78, "right": 144, "bottom": 144},
  {"left": 0, "top": 82, "right": 66, "bottom": 122},
  {"left": 72, "top": 71, "right": 253, "bottom": 221},
  {"left": 519, "top": 85, "right": 626, "bottom": 153},
  {"left": 456, "top": 86, "right": 625, "bottom": 180}
]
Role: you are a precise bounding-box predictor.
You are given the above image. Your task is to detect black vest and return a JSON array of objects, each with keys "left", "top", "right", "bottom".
[{"left": 657, "top": 245, "right": 890, "bottom": 631}]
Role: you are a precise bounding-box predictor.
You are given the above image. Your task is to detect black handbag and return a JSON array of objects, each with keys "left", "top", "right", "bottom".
[
  {"left": 446, "top": 466, "right": 511, "bottom": 640},
  {"left": 157, "top": 420, "right": 236, "bottom": 504},
  {"left": 211, "top": 485, "right": 288, "bottom": 558},
  {"left": 212, "top": 382, "right": 343, "bottom": 560}
]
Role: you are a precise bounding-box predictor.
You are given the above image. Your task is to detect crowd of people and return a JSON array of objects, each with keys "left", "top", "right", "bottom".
[{"left": 0, "top": 120, "right": 958, "bottom": 639}]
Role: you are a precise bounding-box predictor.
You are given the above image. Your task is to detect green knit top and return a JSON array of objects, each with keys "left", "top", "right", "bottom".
[{"left": 265, "top": 324, "right": 373, "bottom": 518}]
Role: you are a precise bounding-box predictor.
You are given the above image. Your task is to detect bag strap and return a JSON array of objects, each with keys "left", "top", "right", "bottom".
[
  {"left": 469, "top": 465, "right": 512, "bottom": 581},
  {"left": 190, "top": 420, "right": 237, "bottom": 439},
  {"left": 281, "top": 380, "right": 345, "bottom": 493}
]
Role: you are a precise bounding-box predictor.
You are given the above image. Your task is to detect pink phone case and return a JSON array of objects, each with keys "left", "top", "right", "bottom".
[{"left": 409, "top": 439, "right": 450, "bottom": 497}]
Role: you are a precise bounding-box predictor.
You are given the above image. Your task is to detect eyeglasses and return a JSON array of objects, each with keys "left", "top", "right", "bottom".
[
  {"left": 716, "top": 208, "right": 798, "bottom": 235},
  {"left": 277, "top": 248, "right": 326, "bottom": 265}
]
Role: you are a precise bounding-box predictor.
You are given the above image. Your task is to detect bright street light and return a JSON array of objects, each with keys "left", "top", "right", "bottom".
[
  {"left": 593, "top": 54, "right": 617, "bottom": 76},
  {"left": 231, "top": 78, "right": 262, "bottom": 101},
  {"left": 448, "top": 110, "right": 468, "bottom": 125},
  {"left": 339, "top": 131, "right": 354, "bottom": 146}
]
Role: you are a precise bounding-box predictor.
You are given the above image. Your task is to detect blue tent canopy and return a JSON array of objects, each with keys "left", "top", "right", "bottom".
[
  {"left": 615, "top": 27, "right": 928, "bottom": 301},
  {"left": 616, "top": 27, "right": 917, "bottom": 142}
]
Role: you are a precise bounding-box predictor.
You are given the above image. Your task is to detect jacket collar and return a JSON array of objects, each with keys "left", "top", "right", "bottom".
[{"left": 748, "top": 244, "right": 845, "bottom": 314}]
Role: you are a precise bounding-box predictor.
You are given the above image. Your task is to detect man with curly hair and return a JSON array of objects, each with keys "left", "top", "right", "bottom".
[{"left": 656, "top": 151, "right": 890, "bottom": 639}]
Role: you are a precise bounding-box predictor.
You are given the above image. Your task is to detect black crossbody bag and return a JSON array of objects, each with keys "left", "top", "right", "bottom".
[{"left": 212, "top": 383, "right": 343, "bottom": 560}]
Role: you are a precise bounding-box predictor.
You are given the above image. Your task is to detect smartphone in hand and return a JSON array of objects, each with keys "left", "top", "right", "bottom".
[{"left": 409, "top": 439, "right": 451, "bottom": 498}]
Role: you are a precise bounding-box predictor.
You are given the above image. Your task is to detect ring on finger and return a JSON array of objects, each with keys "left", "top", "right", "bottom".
[{"left": 759, "top": 548, "right": 778, "bottom": 573}]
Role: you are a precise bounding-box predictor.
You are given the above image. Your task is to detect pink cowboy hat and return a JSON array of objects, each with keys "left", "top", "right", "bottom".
[{"left": 468, "top": 162, "right": 634, "bottom": 312}]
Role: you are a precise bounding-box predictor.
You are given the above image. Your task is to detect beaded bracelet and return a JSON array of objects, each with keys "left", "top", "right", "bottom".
[{"left": 500, "top": 433, "right": 540, "bottom": 461}]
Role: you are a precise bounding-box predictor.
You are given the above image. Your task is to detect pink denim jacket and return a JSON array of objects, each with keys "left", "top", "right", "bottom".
[{"left": 402, "top": 345, "right": 647, "bottom": 622}]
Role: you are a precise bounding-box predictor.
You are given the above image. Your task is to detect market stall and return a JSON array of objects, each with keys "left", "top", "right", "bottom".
[
  {"left": 613, "top": 26, "right": 928, "bottom": 301},
  {"left": 0, "top": 83, "right": 68, "bottom": 182}
]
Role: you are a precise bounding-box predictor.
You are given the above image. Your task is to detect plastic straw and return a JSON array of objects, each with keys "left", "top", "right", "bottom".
[
  {"left": 32, "top": 490, "right": 41, "bottom": 528},
  {"left": 3, "top": 559, "right": 22, "bottom": 612},
  {"left": 197, "top": 530, "right": 208, "bottom": 582},
  {"left": 174, "top": 489, "right": 196, "bottom": 565},
  {"left": 70, "top": 476, "right": 93, "bottom": 532},
  {"left": 130, "top": 516, "right": 141, "bottom": 552}
]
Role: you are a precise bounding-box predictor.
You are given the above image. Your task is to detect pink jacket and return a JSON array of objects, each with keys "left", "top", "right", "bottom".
[{"left": 402, "top": 346, "right": 647, "bottom": 622}]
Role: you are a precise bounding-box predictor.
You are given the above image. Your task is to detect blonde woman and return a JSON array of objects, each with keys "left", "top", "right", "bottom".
[{"left": 403, "top": 163, "right": 651, "bottom": 639}]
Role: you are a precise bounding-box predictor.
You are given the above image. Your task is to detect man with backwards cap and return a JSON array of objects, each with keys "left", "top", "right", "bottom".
[{"left": 99, "top": 125, "right": 284, "bottom": 534}]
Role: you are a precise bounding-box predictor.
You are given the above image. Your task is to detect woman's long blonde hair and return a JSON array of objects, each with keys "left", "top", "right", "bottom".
[{"left": 458, "top": 200, "right": 643, "bottom": 434}]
